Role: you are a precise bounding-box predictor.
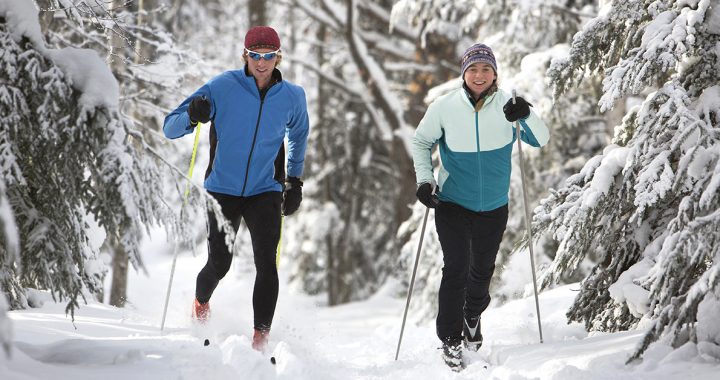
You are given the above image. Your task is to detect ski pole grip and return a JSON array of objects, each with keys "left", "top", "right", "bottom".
[{"left": 512, "top": 89, "right": 517, "bottom": 104}]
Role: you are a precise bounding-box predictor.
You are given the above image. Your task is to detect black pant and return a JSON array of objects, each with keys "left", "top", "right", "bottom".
[
  {"left": 435, "top": 201, "right": 508, "bottom": 340},
  {"left": 195, "top": 191, "right": 282, "bottom": 331}
]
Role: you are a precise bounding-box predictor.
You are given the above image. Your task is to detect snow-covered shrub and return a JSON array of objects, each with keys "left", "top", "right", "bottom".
[{"left": 540, "top": 0, "right": 720, "bottom": 360}]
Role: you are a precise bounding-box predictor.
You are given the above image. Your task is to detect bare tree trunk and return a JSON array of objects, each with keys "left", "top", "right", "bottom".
[
  {"left": 248, "top": 0, "right": 267, "bottom": 26},
  {"left": 327, "top": 235, "right": 337, "bottom": 305},
  {"left": 134, "top": 0, "right": 145, "bottom": 64},
  {"left": 106, "top": 0, "right": 140, "bottom": 307},
  {"left": 315, "top": 23, "right": 338, "bottom": 305},
  {"left": 343, "top": 0, "right": 416, "bottom": 232},
  {"left": 290, "top": 0, "right": 460, "bottom": 305},
  {"left": 36, "top": 0, "right": 55, "bottom": 35},
  {"left": 109, "top": 236, "right": 129, "bottom": 307}
]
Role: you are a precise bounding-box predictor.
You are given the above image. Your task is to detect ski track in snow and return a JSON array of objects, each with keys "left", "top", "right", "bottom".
[{"left": 3, "top": 233, "right": 719, "bottom": 380}]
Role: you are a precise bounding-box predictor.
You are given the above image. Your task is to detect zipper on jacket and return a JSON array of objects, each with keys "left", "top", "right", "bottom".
[
  {"left": 475, "top": 111, "right": 484, "bottom": 208},
  {"left": 241, "top": 98, "right": 265, "bottom": 196},
  {"left": 239, "top": 78, "right": 280, "bottom": 196}
]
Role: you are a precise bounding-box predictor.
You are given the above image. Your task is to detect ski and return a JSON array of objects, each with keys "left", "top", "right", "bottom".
[{"left": 201, "top": 335, "right": 282, "bottom": 366}]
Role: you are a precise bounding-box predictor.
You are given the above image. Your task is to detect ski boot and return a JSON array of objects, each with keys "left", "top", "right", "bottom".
[
  {"left": 463, "top": 314, "right": 483, "bottom": 351},
  {"left": 252, "top": 328, "right": 270, "bottom": 353},
  {"left": 441, "top": 336, "right": 464, "bottom": 372},
  {"left": 191, "top": 298, "right": 210, "bottom": 323}
]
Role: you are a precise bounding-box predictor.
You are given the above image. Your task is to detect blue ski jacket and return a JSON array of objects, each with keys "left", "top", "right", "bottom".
[
  {"left": 412, "top": 88, "right": 549, "bottom": 212},
  {"left": 164, "top": 67, "right": 310, "bottom": 197}
]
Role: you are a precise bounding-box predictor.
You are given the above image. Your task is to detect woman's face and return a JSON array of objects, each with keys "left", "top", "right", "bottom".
[{"left": 463, "top": 63, "right": 496, "bottom": 98}]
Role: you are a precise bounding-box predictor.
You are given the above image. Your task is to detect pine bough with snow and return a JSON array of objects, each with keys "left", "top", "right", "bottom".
[
  {"left": 537, "top": 0, "right": 720, "bottom": 360},
  {"left": 0, "top": 0, "right": 184, "bottom": 349}
]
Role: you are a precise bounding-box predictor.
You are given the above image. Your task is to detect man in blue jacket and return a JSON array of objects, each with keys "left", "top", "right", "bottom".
[{"left": 163, "top": 26, "right": 310, "bottom": 352}]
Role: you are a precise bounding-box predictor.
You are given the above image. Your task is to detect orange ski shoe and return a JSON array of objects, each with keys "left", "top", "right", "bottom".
[
  {"left": 191, "top": 298, "right": 210, "bottom": 322},
  {"left": 251, "top": 328, "right": 270, "bottom": 352}
]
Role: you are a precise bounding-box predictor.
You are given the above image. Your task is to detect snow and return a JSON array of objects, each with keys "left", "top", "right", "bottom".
[
  {"left": 608, "top": 259, "right": 652, "bottom": 318},
  {"left": 496, "top": 245, "right": 553, "bottom": 301},
  {"left": 699, "top": 154, "right": 720, "bottom": 208},
  {"left": 633, "top": 150, "right": 673, "bottom": 213},
  {"left": 0, "top": 0, "right": 44, "bottom": 48},
  {"left": 0, "top": 0, "right": 120, "bottom": 110},
  {"left": 706, "top": 0, "right": 720, "bottom": 34},
  {"left": 640, "top": 11, "right": 681, "bottom": 52},
  {"left": 597, "top": 0, "right": 613, "bottom": 17},
  {"left": 46, "top": 48, "right": 120, "bottom": 110},
  {"left": 697, "top": 289, "right": 720, "bottom": 345},
  {"left": 3, "top": 229, "right": 719, "bottom": 379},
  {"left": 696, "top": 85, "right": 720, "bottom": 118},
  {"left": 581, "top": 145, "right": 629, "bottom": 208},
  {"left": 518, "top": 45, "right": 570, "bottom": 98}
]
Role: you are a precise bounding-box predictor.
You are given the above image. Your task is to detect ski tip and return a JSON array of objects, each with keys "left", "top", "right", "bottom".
[
  {"left": 203, "top": 339, "right": 210, "bottom": 346},
  {"left": 270, "top": 356, "right": 276, "bottom": 365}
]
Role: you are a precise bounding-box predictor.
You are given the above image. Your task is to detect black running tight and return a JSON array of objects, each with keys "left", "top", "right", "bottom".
[{"left": 195, "top": 190, "right": 282, "bottom": 331}]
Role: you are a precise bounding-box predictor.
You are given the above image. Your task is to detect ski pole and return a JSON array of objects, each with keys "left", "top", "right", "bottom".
[
  {"left": 161, "top": 121, "right": 202, "bottom": 332},
  {"left": 512, "top": 90, "right": 544, "bottom": 344},
  {"left": 395, "top": 206, "right": 430, "bottom": 360}
]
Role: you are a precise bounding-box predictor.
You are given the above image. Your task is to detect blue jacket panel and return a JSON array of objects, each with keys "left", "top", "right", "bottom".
[
  {"left": 164, "top": 68, "right": 310, "bottom": 197},
  {"left": 438, "top": 142, "right": 514, "bottom": 211}
]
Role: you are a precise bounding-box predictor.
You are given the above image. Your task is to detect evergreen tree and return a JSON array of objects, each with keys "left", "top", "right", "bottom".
[
  {"left": 0, "top": 175, "right": 16, "bottom": 356},
  {"left": 0, "top": 1, "right": 180, "bottom": 317},
  {"left": 539, "top": 0, "right": 720, "bottom": 359},
  {"left": 35, "top": 0, "right": 207, "bottom": 306}
]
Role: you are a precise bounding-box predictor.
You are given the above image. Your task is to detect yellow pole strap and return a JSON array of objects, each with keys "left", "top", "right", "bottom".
[
  {"left": 276, "top": 215, "right": 284, "bottom": 268},
  {"left": 182, "top": 122, "right": 202, "bottom": 203}
]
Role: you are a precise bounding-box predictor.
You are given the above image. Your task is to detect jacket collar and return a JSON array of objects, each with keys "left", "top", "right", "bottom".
[
  {"left": 462, "top": 82, "right": 498, "bottom": 112},
  {"left": 243, "top": 65, "right": 283, "bottom": 84},
  {"left": 238, "top": 65, "right": 283, "bottom": 99}
]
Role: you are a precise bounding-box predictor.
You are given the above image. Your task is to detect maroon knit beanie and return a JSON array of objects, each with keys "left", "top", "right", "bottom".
[{"left": 244, "top": 26, "right": 281, "bottom": 50}]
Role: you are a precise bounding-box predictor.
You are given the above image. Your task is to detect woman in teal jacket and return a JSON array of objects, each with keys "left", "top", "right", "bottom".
[
  {"left": 411, "top": 43, "right": 549, "bottom": 368},
  {"left": 164, "top": 26, "right": 309, "bottom": 352}
]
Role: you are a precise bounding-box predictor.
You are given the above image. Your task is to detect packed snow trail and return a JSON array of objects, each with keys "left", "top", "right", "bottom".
[{"left": 3, "top": 232, "right": 719, "bottom": 379}]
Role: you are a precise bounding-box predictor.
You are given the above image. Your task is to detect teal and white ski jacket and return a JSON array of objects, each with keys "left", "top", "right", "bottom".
[{"left": 411, "top": 88, "right": 549, "bottom": 212}]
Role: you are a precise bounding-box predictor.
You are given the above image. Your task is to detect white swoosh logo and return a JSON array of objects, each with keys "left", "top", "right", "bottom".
[{"left": 465, "top": 318, "right": 479, "bottom": 337}]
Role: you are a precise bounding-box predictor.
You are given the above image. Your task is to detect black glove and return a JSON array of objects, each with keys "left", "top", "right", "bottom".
[
  {"left": 282, "top": 177, "right": 303, "bottom": 216},
  {"left": 188, "top": 96, "right": 212, "bottom": 124},
  {"left": 416, "top": 182, "right": 439, "bottom": 208},
  {"left": 503, "top": 96, "right": 531, "bottom": 122}
]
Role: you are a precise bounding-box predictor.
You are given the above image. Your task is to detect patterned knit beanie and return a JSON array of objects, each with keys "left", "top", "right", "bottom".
[{"left": 461, "top": 43, "right": 497, "bottom": 77}]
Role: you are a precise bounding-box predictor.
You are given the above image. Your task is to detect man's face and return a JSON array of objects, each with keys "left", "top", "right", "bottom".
[{"left": 246, "top": 48, "right": 279, "bottom": 84}]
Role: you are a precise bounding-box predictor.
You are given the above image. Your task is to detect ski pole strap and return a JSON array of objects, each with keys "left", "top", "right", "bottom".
[{"left": 182, "top": 123, "right": 202, "bottom": 203}]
